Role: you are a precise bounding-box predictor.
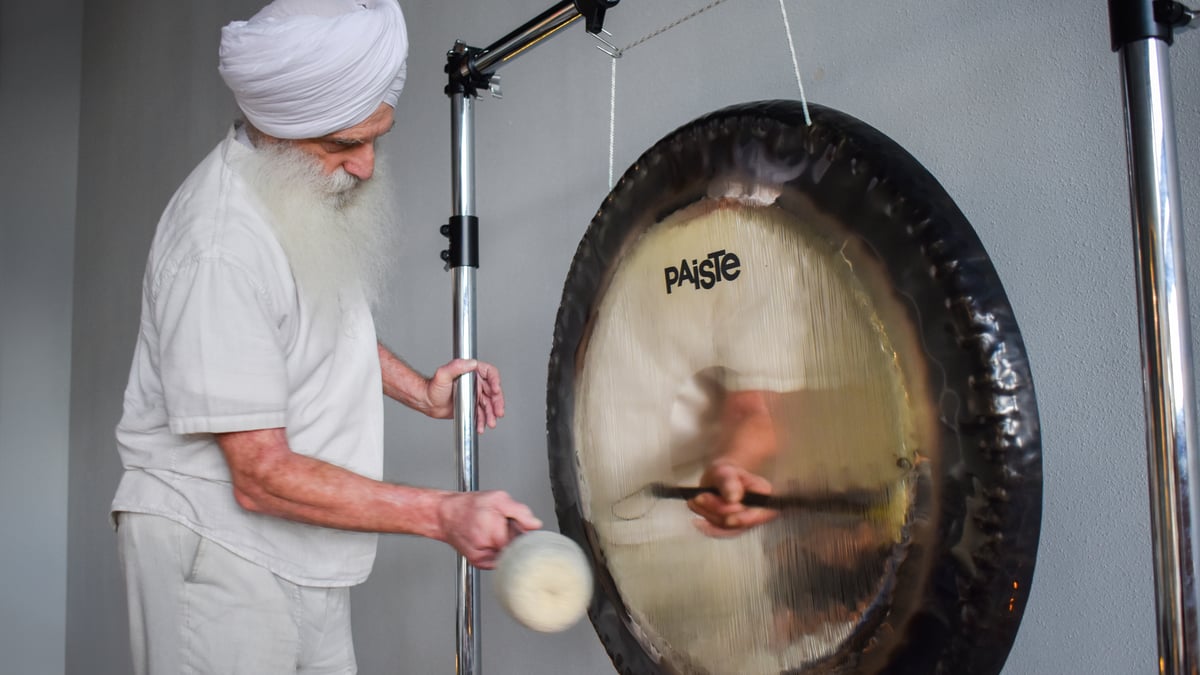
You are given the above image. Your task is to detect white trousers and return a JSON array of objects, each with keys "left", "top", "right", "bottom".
[{"left": 116, "top": 512, "right": 357, "bottom": 675}]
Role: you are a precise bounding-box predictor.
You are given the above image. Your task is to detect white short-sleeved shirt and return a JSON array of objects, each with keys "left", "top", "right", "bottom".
[{"left": 112, "top": 126, "right": 384, "bottom": 587}]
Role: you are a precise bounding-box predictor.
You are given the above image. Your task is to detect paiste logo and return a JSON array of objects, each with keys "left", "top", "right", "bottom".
[{"left": 664, "top": 249, "right": 741, "bottom": 294}]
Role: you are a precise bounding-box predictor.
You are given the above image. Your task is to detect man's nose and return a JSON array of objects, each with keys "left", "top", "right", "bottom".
[{"left": 343, "top": 143, "right": 375, "bottom": 180}]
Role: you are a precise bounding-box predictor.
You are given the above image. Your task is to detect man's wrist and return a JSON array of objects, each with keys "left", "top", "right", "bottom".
[{"left": 427, "top": 488, "right": 455, "bottom": 543}]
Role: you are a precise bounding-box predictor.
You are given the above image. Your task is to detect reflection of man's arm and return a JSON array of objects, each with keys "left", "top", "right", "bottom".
[{"left": 687, "top": 389, "right": 782, "bottom": 534}]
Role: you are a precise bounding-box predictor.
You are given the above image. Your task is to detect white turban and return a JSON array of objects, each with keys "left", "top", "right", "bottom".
[{"left": 219, "top": 0, "right": 409, "bottom": 140}]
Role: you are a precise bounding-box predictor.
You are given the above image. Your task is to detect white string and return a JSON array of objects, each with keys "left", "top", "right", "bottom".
[
  {"left": 609, "top": 57, "right": 617, "bottom": 189},
  {"left": 777, "top": 0, "right": 812, "bottom": 125},
  {"left": 604, "top": 0, "right": 813, "bottom": 187}
]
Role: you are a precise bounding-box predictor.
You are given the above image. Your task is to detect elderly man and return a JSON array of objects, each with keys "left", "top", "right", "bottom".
[{"left": 110, "top": 1, "right": 540, "bottom": 672}]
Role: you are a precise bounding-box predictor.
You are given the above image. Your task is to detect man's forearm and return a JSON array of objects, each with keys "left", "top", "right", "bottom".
[
  {"left": 217, "top": 427, "right": 448, "bottom": 539},
  {"left": 216, "top": 426, "right": 539, "bottom": 568},
  {"left": 377, "top": 341, "right": 433, "bottom": 411}
]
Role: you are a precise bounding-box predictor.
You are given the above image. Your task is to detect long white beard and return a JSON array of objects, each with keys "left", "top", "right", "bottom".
[{"left": 239, "top": 140, "right": 398, "bottom": 308}]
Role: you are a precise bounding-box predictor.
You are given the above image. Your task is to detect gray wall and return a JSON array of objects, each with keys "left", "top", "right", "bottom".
[
  {"left": 53, "top": 0, "right": 1199, "bottom": 674},
  {"left": 0, "top": 1, "right": 82, "bottom": 673}
]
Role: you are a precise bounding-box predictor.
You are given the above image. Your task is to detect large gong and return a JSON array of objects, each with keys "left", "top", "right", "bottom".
[{"left": 546, "top": 100, "right": 1041, "bottom": 674}]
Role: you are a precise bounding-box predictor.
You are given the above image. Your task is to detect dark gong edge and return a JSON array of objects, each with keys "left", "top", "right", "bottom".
[{"left": 546, "top": 100, "right": 1043, "bottom": 675}]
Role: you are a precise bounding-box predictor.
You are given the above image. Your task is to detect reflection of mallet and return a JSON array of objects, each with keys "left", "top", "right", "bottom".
[
  {"left": 612, "top": 482, "right": 894, "bottom": 520},
  {"left": 493, "top": 522, "right": 593, "bottom": 633}
]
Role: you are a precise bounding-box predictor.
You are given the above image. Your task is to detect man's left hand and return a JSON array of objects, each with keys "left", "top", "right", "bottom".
[{"left": 424, "top": 358, "right": 505, "bottom": 432}]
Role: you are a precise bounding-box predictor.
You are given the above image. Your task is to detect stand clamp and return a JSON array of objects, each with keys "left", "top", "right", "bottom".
[
  {"left": 1110, "top": 0, "right": 1197, "bottom": 49},
  {"left": 577, "top": 0, "right": 619, "bottom": 33},
  {"left": 445, "top": 41, "right": 492, "bottom": 98},
  {"left": 440, "top": 216, "right": 479, "bottom": 269},
  {"left": 1156, "top": 0, "right": 1198, "bottom": 32}
]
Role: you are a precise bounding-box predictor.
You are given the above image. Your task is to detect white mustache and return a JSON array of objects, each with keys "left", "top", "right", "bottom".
[{"left": 326, "top": 169, "right": 361, "bottom": 195}]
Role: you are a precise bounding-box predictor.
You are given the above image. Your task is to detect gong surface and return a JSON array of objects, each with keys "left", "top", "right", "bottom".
[{"left": 547, "top": 100, "right": 1041, "bottom": 674}]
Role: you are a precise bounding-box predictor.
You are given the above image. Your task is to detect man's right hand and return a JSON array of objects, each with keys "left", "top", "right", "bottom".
[{"left": 436, "top": 490, "right": 542, "bottom": 569}]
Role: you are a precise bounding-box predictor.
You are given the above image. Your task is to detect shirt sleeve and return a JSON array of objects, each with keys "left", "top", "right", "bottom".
[{"left": 153, "top": 253, "right": 290, "bottom": 434}]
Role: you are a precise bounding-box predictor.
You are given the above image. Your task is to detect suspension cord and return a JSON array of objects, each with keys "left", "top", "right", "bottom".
[
  {"left": 777, "top": 0, "right": 812, "bottom": 125},
  {"left": 609, "top": 57, "right": 617, "bottom": 188},
  {"left": 604, "top": 0, "right": 812, "bottom": 187}
]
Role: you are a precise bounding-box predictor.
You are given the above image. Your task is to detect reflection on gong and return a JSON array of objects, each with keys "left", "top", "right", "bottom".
[
  {"left": 580, "top": 200, "right": 920, "bottom": 674},
  {"left": 547, "top": 101, "right": 1042, "bottom": 674}
]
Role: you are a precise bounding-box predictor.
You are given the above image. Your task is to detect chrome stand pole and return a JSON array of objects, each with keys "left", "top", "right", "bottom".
[
  {"left": 442, "top": 3, "right": 618, "bottom": 672},
  {"left": 1110, "top": 1, "right": 1200, "bottom": 672},
  {"left": 449, "top": 89, "right": 480, "bottom": 675}
]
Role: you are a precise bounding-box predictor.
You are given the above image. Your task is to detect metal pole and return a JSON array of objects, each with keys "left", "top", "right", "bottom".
[
  {"left": 442, "top": 5, "right": 618, "bottom": 673},
  {"left": 466, "top": 1, "right": 581, "bottom": 77},
  {"left": 1111, "top": 2, "right": 1200, "bottom": 670},
  {"left": 450, "top": 90, "right": 480, "bottom": 675}
]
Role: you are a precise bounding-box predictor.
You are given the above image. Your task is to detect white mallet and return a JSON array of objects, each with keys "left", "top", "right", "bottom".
[{"left": 493, "top": 527, "right": 593, "bottom": 633}]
